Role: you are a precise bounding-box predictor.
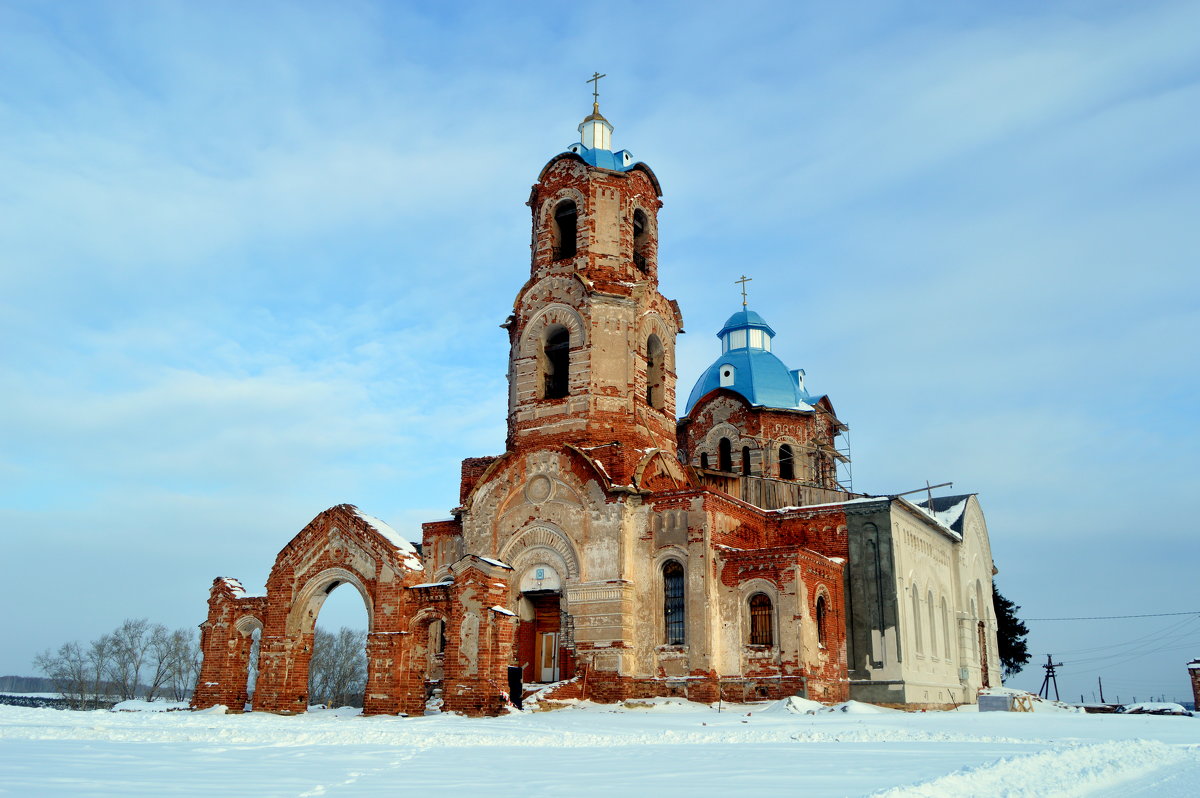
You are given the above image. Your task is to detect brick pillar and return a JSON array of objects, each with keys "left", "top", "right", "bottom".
[
  {"left": 191, "top": 578, "right": 263, "bottom": 712},
  {"left": 252, "top": 632, "right": 311, "bottom": 714},
  {"left": 1189, "top": 660, "right": 1200, "bottom": 710},
  {"left": 363, "top": 631, "right": 421, "bottom": 716},
  {"left": 442, "top": 557, "right": 516, "bottom": 716}
]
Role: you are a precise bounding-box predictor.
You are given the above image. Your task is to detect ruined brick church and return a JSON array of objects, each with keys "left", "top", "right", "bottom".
[{"left": 193, "top": 98, "right": 1002, "bottom": 716}]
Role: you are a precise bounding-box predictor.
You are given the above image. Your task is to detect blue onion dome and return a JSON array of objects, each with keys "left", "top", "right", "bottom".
[{"left": 684, "top": 308, "right": 820, "bottom": 413}]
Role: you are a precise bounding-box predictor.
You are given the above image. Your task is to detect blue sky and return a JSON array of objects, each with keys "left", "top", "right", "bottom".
[{"left": 2, "top": 0, "right": 1197, "bottom": 702}]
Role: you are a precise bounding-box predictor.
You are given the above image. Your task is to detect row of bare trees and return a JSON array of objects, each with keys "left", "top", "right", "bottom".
[{"left": 33, "top": 618, "right": 200, "bottom": 709}]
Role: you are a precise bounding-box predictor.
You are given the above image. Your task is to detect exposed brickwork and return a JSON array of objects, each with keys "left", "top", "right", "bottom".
[
  {"left": 191, "top": 580, "right": 267, "bottom": 712},
  {"left": 441, "top": 559, "right": 516, "bottom": 715},
  {"left": 459, "top": 457, "right": 500, "bottom": 506},
  {"left": 1189, "top": 660, "right": 1200, "bottom": 710},
  {"left": 421, "top": 518, "right": 463, "bottom": 579}
]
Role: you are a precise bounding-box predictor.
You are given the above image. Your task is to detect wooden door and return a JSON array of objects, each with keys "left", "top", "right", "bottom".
[{"left": 539, "top": 632, "right": 559, "bottom": 682}]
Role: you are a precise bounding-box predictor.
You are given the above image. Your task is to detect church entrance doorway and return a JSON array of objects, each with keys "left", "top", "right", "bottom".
[{"left": 521, "top": 591, "right": 562, "bottom": 683}]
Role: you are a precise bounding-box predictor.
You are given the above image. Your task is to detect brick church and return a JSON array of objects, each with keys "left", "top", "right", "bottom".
[{"left": 192, "top": 95, "right": 1002, "bottom": 716}]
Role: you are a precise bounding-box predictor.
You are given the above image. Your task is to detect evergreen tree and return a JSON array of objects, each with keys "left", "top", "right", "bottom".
[{"left": 993, "top": 583, "right": 1031, "bottom": 678}]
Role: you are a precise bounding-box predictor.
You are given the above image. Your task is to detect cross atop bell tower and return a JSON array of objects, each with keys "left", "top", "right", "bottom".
[
  {"left": 736, "top": 274, "right": 752, "bottom": 308},
  {"left": 588, "top": 71, "right": 606, "bottom": 104},
  {"left": 579, "top": 71, "right": 613, "bottom": 151}
]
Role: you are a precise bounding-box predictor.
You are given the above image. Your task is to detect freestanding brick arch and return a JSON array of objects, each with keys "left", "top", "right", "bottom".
[
  {"left": 193, "top": 504, "right": 429, "bottom": 715},
  {"left": 193, "top": 504, "right": 520, "bottom": 717}
]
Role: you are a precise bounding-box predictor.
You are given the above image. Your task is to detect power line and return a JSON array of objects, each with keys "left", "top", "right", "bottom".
[
  {"left": 1025, "top": 610, "right": 1200, "bottom": 621},
  {"left": 1055, "top": 615, "right": 1200, "bottom": 657}
]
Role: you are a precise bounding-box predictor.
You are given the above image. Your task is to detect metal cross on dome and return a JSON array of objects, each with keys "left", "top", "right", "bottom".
[
  {"left": 587, "top": 71, "right": 607, "bottom": 104},
  {"left": 736, "top": 275, "right": 752, "bottom": 308}
]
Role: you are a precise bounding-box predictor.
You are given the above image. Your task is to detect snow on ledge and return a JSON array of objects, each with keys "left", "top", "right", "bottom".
[
  {"left": 218, "top": 577, "right": 246, "bottom": 596},
  {"left": 490, "top": 605, "right": 516, "bottom": 616},
  {"left": 768, "top": 496, "right": 885, "bottom": 514},
  {"left": 353, "top": 508, "right": 424, "bottom": 571},
  {"left": 478, "top": 556, "right": 513, "bottom": 570}
]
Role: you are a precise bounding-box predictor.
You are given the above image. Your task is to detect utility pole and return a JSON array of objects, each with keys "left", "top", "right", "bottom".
[{"left": 1038, "top": 654, "right": 1063, "bottom": 701}]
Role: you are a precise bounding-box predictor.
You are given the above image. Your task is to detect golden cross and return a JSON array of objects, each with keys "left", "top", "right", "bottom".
[
  {"left": 736, "top": 275, "right": 752, "bottom": 308},
  {"left": 587, "top": 71, "right": 607, "bottom": 104}
]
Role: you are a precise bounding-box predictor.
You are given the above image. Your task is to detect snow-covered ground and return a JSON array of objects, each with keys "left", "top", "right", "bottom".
[{"left": 1, "top": 698, "right": 1198, "bottom": 797}]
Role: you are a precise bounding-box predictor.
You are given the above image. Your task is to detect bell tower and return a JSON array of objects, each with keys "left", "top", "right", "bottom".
[{"left": 504, "top": 91, "right": 682, "bottom": 482}]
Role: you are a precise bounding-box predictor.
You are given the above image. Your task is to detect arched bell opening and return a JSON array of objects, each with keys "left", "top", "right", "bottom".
[
  {"left": 541, "top": 325, "right": 571, "bottom": 400},
  {"left": 552, "top": 200, "right": 578, "bottom": 260},
  {"left": 646, "top": 333, "right": 665, "bottom": 410},
  {"left": 633, "top": 207, "right": 651, "bottom": 273}
]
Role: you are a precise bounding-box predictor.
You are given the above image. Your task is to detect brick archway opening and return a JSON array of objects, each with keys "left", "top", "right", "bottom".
[
  {"left": 194, "top": 505, "right": 521, "bottom": 718},
  {"left": 300, "top": 576, "right": 371, "bottom": 709},
  {"left": 235, "top": 616, "right": 263, "bottom": 712},
  {"left": 410, "top": 610, "right": 449, "bottom": 713},
  {"left": 193, "top": 505, "right": 428, "bottom": 717}
]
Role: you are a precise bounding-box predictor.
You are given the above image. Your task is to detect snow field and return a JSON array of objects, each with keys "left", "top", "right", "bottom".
[{"left": 1, "top": 699, "right": 1198, "bottom": 797}]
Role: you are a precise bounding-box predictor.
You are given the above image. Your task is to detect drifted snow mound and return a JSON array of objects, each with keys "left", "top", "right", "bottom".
[
  {"left": 819, "top": 700, "right": 901, "bottom": 715},
  {"left": 112, "top": 699, "right": 190, "bottom": 712},
  {"left": 306, "top": 705, "right": 363, "bottom": 717},
  {"left": 870, "top": 740, "right": 1196, "bottom": 798},
  {"left": 193, "top": 704, "right": 227, "bottom": 715},
  {"left": 758, "top": 696, "right": 828, "bottom": 715},
  {"left": 1118, "top": 702, "right": 1191, "bottom": 716}
]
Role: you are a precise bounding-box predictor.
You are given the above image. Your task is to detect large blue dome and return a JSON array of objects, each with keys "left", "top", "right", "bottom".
[{"left": 683, "top": 309, "right": 818, "bottom": 414}]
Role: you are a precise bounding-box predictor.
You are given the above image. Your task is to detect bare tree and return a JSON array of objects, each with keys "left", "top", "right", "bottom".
[
  {"left": 34, "top": 642, "right": 90, "bottom": 709},
  {"left": 308, "top": 627, "right": 366, "bottom": 708},
  {"left": 143, "top": 625, "right": 175, "bottom": 702},
  {"left": 109, "top": 618, "right": 158, "bottom": 700},
  {"left": 166, "top": 628, "right": 200, "bottom": 702},
  {"left": 86, "top": 635, "right": 114, "bottom": 702}
]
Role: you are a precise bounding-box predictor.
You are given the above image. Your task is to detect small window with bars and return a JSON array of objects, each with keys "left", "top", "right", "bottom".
[
  {"left": 749, "top": 593, "right": 773, "bottom": 646},
  {"left": 663, "top": 560, "right": 685, "bottom": 645}
]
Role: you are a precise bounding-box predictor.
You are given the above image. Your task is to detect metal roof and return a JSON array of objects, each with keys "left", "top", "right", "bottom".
[
  {"left": 564, "top": 142, "right": 637, "bottom": 171},
  {"left": 717, "top": 309, "right": 775, "bottom": 338}
]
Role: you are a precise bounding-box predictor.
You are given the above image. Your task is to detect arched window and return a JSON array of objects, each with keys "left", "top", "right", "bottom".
[
  {"left": 941, "top": 597, "right": 951, "bottom": 660},
  {"left": 779, "top": 444, "right": 795, "bottom": 480},
  {"left": 542, "top": 327, "right": 570, "bottom": 399},
  {"left": 718, "top": 438, "right": 733, "bottom": 471},
  {"left": 928, "top": 591, "right": 937, "bottom": 659},
  {"left": 244, "top": 624, "right": 262, "bottom": 709},
  {"left": 700, "top": 453, "right": 709, "bottom": 470},
  {"left": 633, "top": 208, "right": 649, "bottom": 272},
  {"left": 815, "top": 595, "right": 828, "bottom": 648},
  {"left": 553, "top": 200, "right": 577, "bottom": 260},
  {"left": 741, "top": 446, "right": 751, "bottom": 476},
  {"left": 970, "top": 597, "right": 979, "bottom": 661},
  {"left": 749, "top": 593, "right": 773, "bottom": 645},
  {"left": 646, "top": 334, "right": 664, "bottom": 410},
  {"left": 912, "top": 587, "right": 923, "bottom": 654},
  {"left": 663, "top": 560, "right": 685, "bottom": 645}
]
